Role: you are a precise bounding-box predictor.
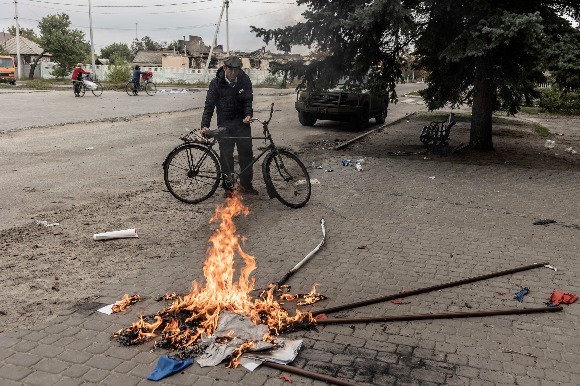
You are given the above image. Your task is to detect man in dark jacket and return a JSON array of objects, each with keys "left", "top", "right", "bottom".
[
  {"left": 201, "top": 56, "right": 257, "bottom": 196},
  {"left": 132, "top": 65, "right": 148, "bottom": 95}
]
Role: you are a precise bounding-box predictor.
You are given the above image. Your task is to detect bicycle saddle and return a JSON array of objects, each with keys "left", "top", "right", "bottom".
[{"left": 202, "top": 127, "right": 227, "bottom": 139}]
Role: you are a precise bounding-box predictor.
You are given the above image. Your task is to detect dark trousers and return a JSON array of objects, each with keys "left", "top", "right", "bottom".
[{"left": 218, "top": 121, "right": 253, "bottom": 189}]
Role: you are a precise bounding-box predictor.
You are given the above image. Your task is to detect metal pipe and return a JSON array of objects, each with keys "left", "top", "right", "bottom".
[
  {"left": 276, "top": 219, "right": 326, "bottom": 287},
  {"left": 312, "top": 262, "right": 548, "bottom": 316},
  {"left": 316, "top": 306, "right": 563, "bottom": 325},
  {"left": 261, "top": 361, "right": 364, "bottom": 386}
]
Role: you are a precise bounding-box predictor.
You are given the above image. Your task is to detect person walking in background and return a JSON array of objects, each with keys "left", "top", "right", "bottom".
[
  {"left": 71, "top": 63, "right": 91, "bottom": 97},
  {"left": 132, "top": 65, "right": 148, "bottom": 95},
  {"left": 201, "top": 56, "right": 257, "bottom": 197}
]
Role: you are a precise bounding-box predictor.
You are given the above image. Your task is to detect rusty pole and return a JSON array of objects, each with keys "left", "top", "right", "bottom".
[
  {"left": 312, "top": 262, "right": 549, "bottom": 316},
  {"left": 316, "top": 306, "right": 563, "bottom": 325},
  {"left": 261, "top": 361, "right": 364, "bottom": 386}
]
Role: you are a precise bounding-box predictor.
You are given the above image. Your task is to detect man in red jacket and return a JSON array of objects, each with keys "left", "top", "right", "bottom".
[{"left": 71, "top": 63, "right": 91, "bottom": 97}]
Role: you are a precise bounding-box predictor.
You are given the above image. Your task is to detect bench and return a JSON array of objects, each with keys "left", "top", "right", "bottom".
[{"left": 420, "top": 113, "right": 456, "bottom": 151}]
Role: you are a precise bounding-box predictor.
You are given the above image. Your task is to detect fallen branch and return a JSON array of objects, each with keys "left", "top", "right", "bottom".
[
  {"left": 261, "top": 361, "right": 364, "bottom": 386},
  {"left": 315, "top": 306, "right": 563, "bottom": 325},
  {"left": 312, "top": 262, "right": 549, "bottom": 316},
  {"left": 276, "top": 219, "right": 326, "bottom": 287}
]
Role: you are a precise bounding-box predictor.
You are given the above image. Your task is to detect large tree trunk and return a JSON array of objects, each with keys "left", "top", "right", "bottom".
[
  {"left": 28, "top": 52, "right": 45, "bottom": 79},
  {"left": 470, "top": 58, "right": 494, "bottom": 151}
]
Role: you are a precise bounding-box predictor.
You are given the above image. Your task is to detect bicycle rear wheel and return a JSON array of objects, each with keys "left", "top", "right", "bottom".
[
  {"left": 125, "top": 81, "right": 136, "bottom": 96},
  {"left": 163, "top": 143, "right": 221, "bottom": 204},
  {"left": 91, "top": 82, "right": 103, "bottom": 96},
  {"left": 145, "top": 82, "right": 157, "bottom": 96},
  {"left": 263, "top": 149, "right": 311, "bottom": 208}
]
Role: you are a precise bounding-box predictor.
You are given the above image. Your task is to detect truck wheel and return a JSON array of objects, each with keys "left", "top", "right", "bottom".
[
  {"left": 351, "top": 106, "right": 369, "bottom": 130},
  {"left": 298, "top": 111, "right": 317, "bottom": 126},
  {"left": 375, "top": 102, "right": 387, "bottom": 124}
]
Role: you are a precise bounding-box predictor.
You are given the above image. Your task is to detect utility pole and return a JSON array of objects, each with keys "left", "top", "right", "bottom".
[
  {"left": 202, "top": 0, "right": 226, "bottom": 82},
  {"left": 225, "top": 0, "right": 229, "bottom": 56},
  {"left": 88, "top": 0, "right": 96, "bottom": 77},
  {"left": 13, "top": 0, "right": 21, "bottom": 80},
  {"left": 135, "top": 23, "right": 138, "bottom": 40}
]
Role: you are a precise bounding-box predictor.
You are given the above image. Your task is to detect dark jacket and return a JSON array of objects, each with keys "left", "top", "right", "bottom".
[
  {"left": 132, "top": 69, "right": 148, "bottom": 82},
  {"left": 201, "top": 67, "right": 253, "bottom": 128}
]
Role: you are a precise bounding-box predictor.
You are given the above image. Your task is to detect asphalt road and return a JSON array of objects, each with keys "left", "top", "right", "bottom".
[{"left": 0, "top": 84, "right": 425, "bottom": 230}]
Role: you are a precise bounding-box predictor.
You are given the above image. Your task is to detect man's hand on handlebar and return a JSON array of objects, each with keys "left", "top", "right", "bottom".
[{"left": 243, "top": 115, "right": 252, "bottom": 124}]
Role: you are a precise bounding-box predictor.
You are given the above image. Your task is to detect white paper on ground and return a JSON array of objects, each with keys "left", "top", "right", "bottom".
[
  {"left": 97, "top": 304, "right": 114, "bottom": 315},
  {"left": 240, "top": 338, "right": 302, "bottom": 372},
  {"left": 196, "top": 311, "right": 270, "bottom": 367},
  {"left": 93, "top": 228, "right": 138, "bottom": 240}
]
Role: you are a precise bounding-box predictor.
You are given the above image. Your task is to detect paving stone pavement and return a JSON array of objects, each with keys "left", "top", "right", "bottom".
[{"left": 2, "top": 112, "right": 580, "bottom": 386}]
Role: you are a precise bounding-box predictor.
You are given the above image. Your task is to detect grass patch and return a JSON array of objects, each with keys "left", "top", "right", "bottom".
[
  {"left": 519, "top": 106, "right": 542, "bottom": 114},
  {"left": 532, "top": 123, "right": 551, "bottom": 138}
]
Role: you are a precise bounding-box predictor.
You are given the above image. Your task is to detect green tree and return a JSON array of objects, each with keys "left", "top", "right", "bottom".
[
  {"left": 38, "top": 13, "right": 89, "bottom": 78},
  {"left": 252, "top": 1, "right": 414, "bottom": 103},
  {"left": 130, "top": 36, "right": 165, "bottom": 56},
  {"left": 412, "top": 1, "right": 580, "bottom": 150},
  {"left": 546, "top": 28, "right": 580, "bottom": 91},
  {"left": 100, "top": 42, "right": 132, "bottom": 65},
  {"left": 8, "top": 26, "right": 40, "bottom": 44},
  {"left": 252, "top": 0, "right": 580, "bottom": 151}
]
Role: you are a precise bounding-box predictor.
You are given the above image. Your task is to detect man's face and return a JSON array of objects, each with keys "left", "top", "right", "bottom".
[{"left": 224, "top": 65, "right": 239, "bottom": 81}]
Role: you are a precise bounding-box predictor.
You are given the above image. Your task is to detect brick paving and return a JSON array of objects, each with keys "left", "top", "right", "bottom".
[{"left": 2, "top": 101, "right": 580, "bottom": 385}]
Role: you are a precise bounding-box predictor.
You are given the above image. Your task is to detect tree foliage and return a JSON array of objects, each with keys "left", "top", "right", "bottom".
[
  {"left": 100, "top": 43, "right": 133, "bottom": 65},
  {"left": 252, "top": 0, "right": 580, "bottom": 150},
  {"left": 8, "top": 26, "right": 40, "bottom": 44},
  {"left": 38, "top": 13, "right": 89, "bottom": 78},
  {"left": 130, "top": 36, "right": 166, "bottom": 56}
]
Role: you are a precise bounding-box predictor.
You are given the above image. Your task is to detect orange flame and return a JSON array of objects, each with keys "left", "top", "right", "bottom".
[
  {"left": 112, "top": 193, "right": 319, "bottom": 359},
  {"left": 111, "top": 294, "right": 141, "bottom": 313}
]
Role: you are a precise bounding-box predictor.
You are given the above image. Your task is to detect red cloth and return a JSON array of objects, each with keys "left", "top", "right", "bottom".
[
  {"left": 142, "top": 71, "right": 152, "bottom": 80},
  {"left": 549, "top": 291, "right": 578, "bottom": 306}
]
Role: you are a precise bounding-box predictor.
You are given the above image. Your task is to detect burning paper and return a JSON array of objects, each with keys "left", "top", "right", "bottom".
[{"left": 112, "top": 194, "right": 319, "bottom": 368}]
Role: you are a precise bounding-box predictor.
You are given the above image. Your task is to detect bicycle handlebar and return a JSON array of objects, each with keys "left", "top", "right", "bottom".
[{"left": 250, "top": 103, "right": 274, "bottom": 125}]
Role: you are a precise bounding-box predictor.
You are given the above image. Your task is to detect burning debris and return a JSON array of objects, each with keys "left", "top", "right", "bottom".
[
  {"left": 111, "top": 294, "right": 141, "bottom": 313},
  {"left": 111, "top": 194, "right": 323, "bottom": 368}
]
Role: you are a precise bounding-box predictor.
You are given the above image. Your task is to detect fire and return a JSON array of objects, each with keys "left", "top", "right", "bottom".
[
  {"left": 112, "top": 193, "right": 321, "bottom": 366},
  {"left": 111, "top": 294, "right": 141, "bottom": 313}
]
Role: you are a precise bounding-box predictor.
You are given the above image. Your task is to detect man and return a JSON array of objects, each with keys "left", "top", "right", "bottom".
[
  {"left": 71, "top": 63, "right": 91, "bottom": 97},
  {"left": 201, "top": 56, "right": 257, "bottom": 197},
  {"left": 132, "top": 65, "right": 148, "bottom": 95}
]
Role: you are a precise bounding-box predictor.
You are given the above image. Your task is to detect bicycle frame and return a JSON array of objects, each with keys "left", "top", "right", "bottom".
[{"left": 184, "top": 104, "right": 290, "bottom": 188}]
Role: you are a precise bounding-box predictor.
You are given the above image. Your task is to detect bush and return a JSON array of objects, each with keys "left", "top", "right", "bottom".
[
  {"left": 257, "top": 75, "right": 282, "bottom": 88},
  {"left": 107, "top": 62, "right": 131, "bottom": 83},
  {"left": 538, "top": 88, "right": 580, "bottom": 115}
]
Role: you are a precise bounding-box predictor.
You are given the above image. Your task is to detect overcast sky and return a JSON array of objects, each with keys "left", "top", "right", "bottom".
[{"left": 1, "top": 0, "right": 308, "bottom": 54}]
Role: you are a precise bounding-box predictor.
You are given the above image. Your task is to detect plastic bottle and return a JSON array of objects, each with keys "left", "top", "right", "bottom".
[{"left": 355, "top": 162, "right": 363, "bottom": 171}]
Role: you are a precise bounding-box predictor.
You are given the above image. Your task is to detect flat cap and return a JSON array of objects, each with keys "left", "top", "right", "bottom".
[{"left": 224, "top": 56, "right": 242, "bottom": 68}]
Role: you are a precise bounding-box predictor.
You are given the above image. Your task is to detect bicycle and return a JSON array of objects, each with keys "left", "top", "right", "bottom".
[
  {"left": 125, "top": 72, "right": 157, "bottom": 96},
  {"left": 163, "top": 103, "right": 312, "bottom": 208},
  {"left": 74, "top": 74, "right": 103, "bottom": 97}
]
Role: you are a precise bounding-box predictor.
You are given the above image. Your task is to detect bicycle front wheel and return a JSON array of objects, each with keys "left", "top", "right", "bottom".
[
  {"left": 263, "top": 149, "right": 311, "bottom": 208},
  {"left": 145, "top": 82, "right": 157, "bottom": 96},
  {"left": 91, "top": 82, "right": 103, "bottom": 96},
  {"left": 163, "top": 143, "right": 221, "bottom": 204},
  {"left": 125, "top": 81, "right": 136, "bottom": 96}
]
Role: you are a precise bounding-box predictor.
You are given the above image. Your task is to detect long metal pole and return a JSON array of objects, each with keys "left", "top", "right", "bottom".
[
  {"left": 312, "top": 262, "right": 549, "bottom": 316},
  {"left": 88, "top": 0, "right": 96, "bottom": 77},
  {"left": 261, "top": 362, "right": 364, "bottom": 386},
  {"left": 276, "top": 219, "right": 326, "bottom": 287},
  {"left": 14, "top": 0, "right": 21, "bottom": 80},
  {"left": 225, "top": 0, "right": 229, "bottom": 56},
  {"left": 316, "top": 306, "right": 563, "bottom": 325},
  {"left": 202, "top": 0, "right": 226, "bottom": 82}
]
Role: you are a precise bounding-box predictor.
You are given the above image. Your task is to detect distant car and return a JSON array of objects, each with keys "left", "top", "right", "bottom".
[{"left": 295, "top": 80, "right": 388, "bottom": 130}]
